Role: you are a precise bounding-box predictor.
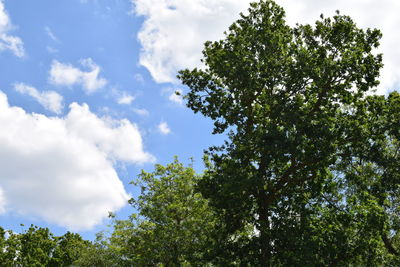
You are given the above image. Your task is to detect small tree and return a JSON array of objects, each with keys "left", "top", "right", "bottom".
[
  {"left": 73, "top": 231, "right": 123, "bottom": 267},
  {"left": 0, "top": 225, "right": 90, "bottom": 266},
  {"left": 0, "top": 227, "right": 20, "bottom": 266},
  {"left": 110, "top": 158, "right": 217, "bottom": 266},
  {"left": 18, "top": 225, "right": 56, "bottom": 266},
  {"left": 52, "top": 232, "right": 90, "bottom": 266}
]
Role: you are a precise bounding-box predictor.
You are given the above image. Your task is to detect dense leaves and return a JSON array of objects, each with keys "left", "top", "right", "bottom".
[
  {"left": 74, "top": 231, "right": 124, "bottom": 267},
  {"left": 109, "top": 157, "right": 217, "bottom": 266},
  {"left": 0, "top": 225, "right": 89, "bottom": 266},
  {"left": 178, "top": 0, "right": 400, "bottom": 265}
]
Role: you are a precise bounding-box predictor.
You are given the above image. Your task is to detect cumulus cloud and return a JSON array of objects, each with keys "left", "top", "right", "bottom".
[
  {"left": 14, "top": 83, "right": 64, "bottom": 114},
  {"left": 112, "top": 89, "right": 135, "bottom": 105},
  {"left": 162, "top": 87, "right": 183, "bottom": 105},
  {"left": 0, "top": 91, "right": 154, "bottom": 230},
  {"left": 132, "top": 0, "right": 400, "bottom": 93},
  {"left": 168, "top": 89, "right": 183, "bottom": 105},
  {"left": 49, "top": 58, "right": 107, "bottom": 94},
  {"left": 110, "top": 88, "right": 135, "bottom": 105},
  {"left": 132, "top": 0, "right": 251, "bottom": 83},
  {"left": 158, "top": 121, "right": 171, "bottom": 135},
  {"left": 117, "top": 94, "right": 135, "bottom": 105},
  {"left": 0, "top": 0, "right": 24, "bottom": 57},
  {"left": 66, "top": 103, "right": 154, "bottom": 164},
  {"left": 133, "top": 108, "right": 149, "bottom": 116}
]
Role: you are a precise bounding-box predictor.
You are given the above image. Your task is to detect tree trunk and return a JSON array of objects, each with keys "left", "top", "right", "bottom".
[{"left": 258, "top": 188, "right": 271, "bottom": 267}]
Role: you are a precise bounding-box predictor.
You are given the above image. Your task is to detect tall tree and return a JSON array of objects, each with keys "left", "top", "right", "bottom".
[{"left": 178, "top": 0, "right": 394, "bottom": 265}]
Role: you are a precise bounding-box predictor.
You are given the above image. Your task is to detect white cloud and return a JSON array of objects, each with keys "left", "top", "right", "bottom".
[
  {"left": 66, "top": 103, "right": 154, "bottom": 164},
  {"left": 0, "top": 0, "right": 24, "bottom": 57},
  {"left": 131, "top": 0, "right": 251, "bottom": 83},
  {"left": 117, "top": 94, "right": 135, "bottom": 105},
  {"left": 162, "top": 87, "right": 183, "bottom": 105},
  {"left": 0, "top": 187, "right": 5, "bottom": 214},
  {"left": 168, "top": 88, "right": 183, "bottom": 105},
  {"left": 158, "top": 121, "right": 171, "bottom": 135},
  {"left": 132, "top": 0, "right": 400, "bottom": 93},
  {"left": 14, "top": 83, "right": 64, "bottom": 114},
  {"left": 111, "top": 88, "right": 135, "bottom": 105},
  {"left": 44, "top": 26, "right": 58, "bottom": 42},
  {"left": 49, "top": 58, "right": 107, "bottom": 94},
  {"left": 133, "top": 108, "right": 149, "bottom": 116},
  {"left": 0, "top": 91, "right": 154, "bottom": 230}
]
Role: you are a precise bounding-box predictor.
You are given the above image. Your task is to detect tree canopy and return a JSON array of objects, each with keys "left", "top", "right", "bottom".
[
  {"left": 109, "top": 157, "right": 216, "bottom": 266},
  {"left": 0, "top": 225, "right": 89, "bottom": 266},
  {"left": 178, "top": 0, "right": 400, "bottom": 265}
]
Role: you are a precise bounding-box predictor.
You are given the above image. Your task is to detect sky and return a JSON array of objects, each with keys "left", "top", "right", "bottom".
[{"left": 0, "top": 0, "right": 399, "bottom": 239}]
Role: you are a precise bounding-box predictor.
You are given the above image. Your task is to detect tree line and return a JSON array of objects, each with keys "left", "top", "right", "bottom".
[{"left": 2, "top": 0, "right": 400, "bottom": 265}]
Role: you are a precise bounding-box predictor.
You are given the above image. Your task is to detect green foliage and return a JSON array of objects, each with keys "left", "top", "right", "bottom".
[
  {"left": 178, "top": 0, "right": 400, "bottom": 265},
  {"left": 0, "top": 227, "right": 20, "bottom": 266},
  {"left": 53, "top": 232, "right": 91, "bottom": 266},
  {"left": 0, "top": 225, "right": 90, "bottom": 266},
  {"left": 18, "top": 225, "right": 56, "bottom": 266},
  {"left": 74, "top": 231, "right": 123, "bottom": 267},
  {"left": 109, "top": 157, "right": 217, "bottom": 266}
]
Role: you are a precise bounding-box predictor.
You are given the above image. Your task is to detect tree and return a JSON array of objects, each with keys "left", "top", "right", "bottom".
[
  {"left": 0, "top": 225, "right": 90, "bottom": 266},
  {"left": 52, "top": 232, "right": 90, "bottom": 266},
  {"left": 0, "top": 227, "right": 20, "bottom": 266},
  {"left": 109, "top": 158, "right": 217, "bottom": 266},
  {"left": 334, "top": 92, "right": 400, "bottom": 265},
  {"left": 73, "top": 231, "right": 123, "bottom": 267},
  {"left": 17, "top": 225, "right": 56, "bottom": 266},
  {"left": 178, "top": 0, "right": 394, "bottom": 265}
]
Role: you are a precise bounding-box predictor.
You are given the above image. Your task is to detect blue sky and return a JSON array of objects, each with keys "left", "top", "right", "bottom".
[{"left": 0, "top": 0, "right": 399, "bottom": 240}]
